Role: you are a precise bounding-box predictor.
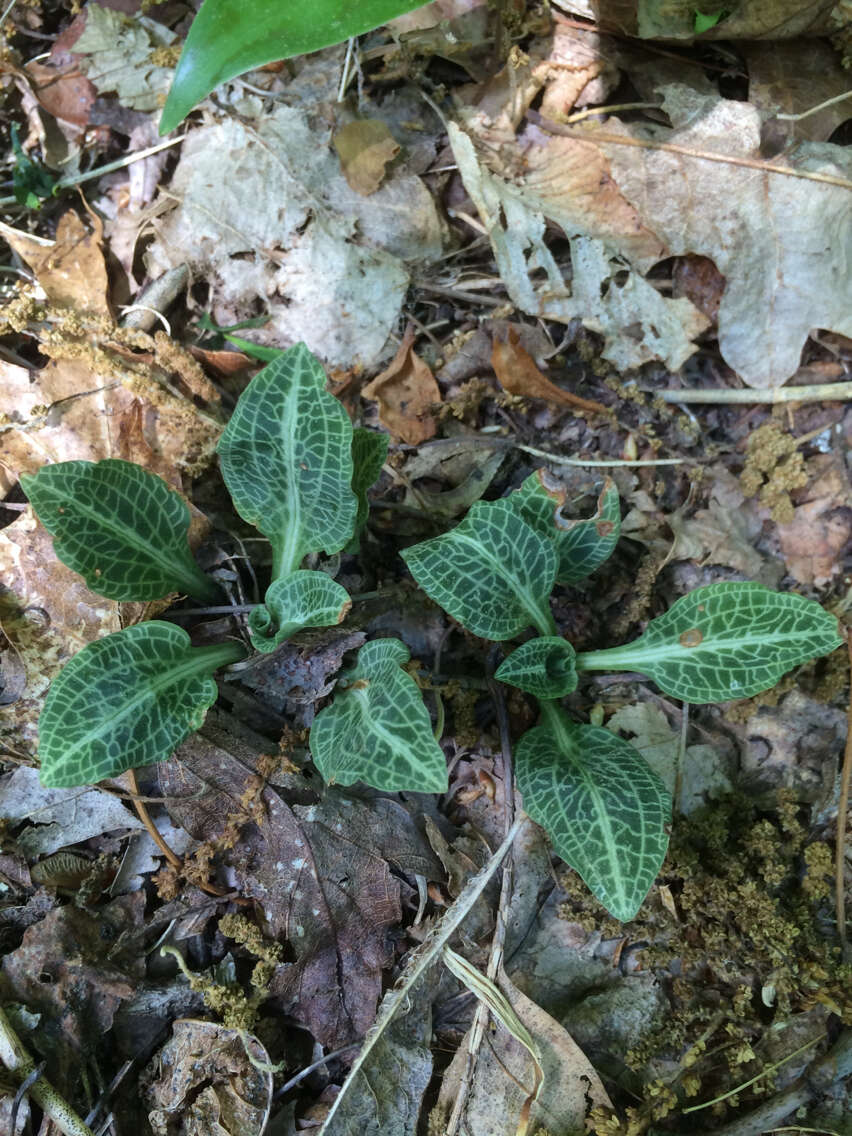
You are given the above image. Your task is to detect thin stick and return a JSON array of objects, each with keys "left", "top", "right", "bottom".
[
  {"left": 656, "top": 383, "right": 852, "bottom": 405},
  {"left": 837, "top": 635, "right": 852, "bottom": 952},
  {"left": 0, "top": 1006, "right": 96, "bottom": 1136},
  {"left": 0, "top": 136, "right": 186, "bottom": 208},
  {"left": 668, "top": 1030, "right": 852, "bottom": 1136},
  {"left": 272, "top": 1042, "right": 361, "bottom": 1100},
  {"left": 318, "top": 815, "right": 528, "bottom": 1135},
  {"left": 528, "top": 111, "right": 852, "bottom": 192},
  {"left": 777, "top": 90, "right": 852, "bottom": 122}
]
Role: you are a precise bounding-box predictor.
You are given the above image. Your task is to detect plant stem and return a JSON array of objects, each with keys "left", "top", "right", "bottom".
[
  {"left": 191, "top": 641, "right": 249, "bottom": 671},
  {"left": 0, "top": 1006, "right": 95, "bottom": 1136}
]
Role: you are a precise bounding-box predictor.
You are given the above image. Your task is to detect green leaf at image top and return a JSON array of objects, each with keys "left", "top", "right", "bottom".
[
  {"left": 248, "top": 569, "right": 351, "bottom": 653},
  {"left": 576, "top": 581, "right": 844, "bottom": 703},
  {"left": 495, "top": 637, "right": 578, "bottom": 699},
  {"left": 160, "top": 0, "right": 431, "bottom": 134},
  {"left": 38, "top": 623, "right": 246, "bottom": 788},
  {"left": 402, "top": 500, "right": 558, "bottom": 640},
  {"left": 510, "top": 472, "right": 621, "bottom": 585},
  {"left": 20, "top": 459, "right": 219, "bottom": 602},
  {"left": 515, "top": 704, "right": 671, "bottom": 922},
  {"left": 217, "top": 344, "right": 357, "bottom": 580},
  {"left": 310, "top": 638, "right": 448, "bottom": 793}
]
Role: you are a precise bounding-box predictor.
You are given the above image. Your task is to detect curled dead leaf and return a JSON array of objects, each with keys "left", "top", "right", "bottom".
[
  {"left": 362, "top": 324, "right": 442, "bottom": 444},
  {"left": 491, "top": 327, "right": 607, "bottom": 414}
]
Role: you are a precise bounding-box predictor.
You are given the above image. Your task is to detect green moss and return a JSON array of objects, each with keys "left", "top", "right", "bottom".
[{"left": 566, "top": 791, "right": 852, "bottom": 1135}]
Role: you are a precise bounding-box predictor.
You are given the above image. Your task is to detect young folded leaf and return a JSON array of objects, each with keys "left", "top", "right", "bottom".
[
  {"left": 310, "top": 639, "right": 448, "bottom": 793},
  {"left": 248, "top": 570, "right": 351, "bottom": 653},
  {"left": 495, "top": 637, "right": 578, "bottom": 698},
  {"left": 516, "top": 703, "right": 671, "bottom": 921},
  {"left": 20, "top": 459, "right": 219, "bottom": 602},
  {"left": 38, "top": 623, "right": 246, "bottom": 788},
  {"left": 402, "top": 500, "right": 558, "bottom": 640},
  {"left": 217, "top": 344, "right": 357, "bottom": 580},
  {"left": 575, "top": 581, "right": 843, "bottom": 703},
  {"left": 348, "top": 427, "right": 388, "bottom": 550},
  {"left": 510, "top": 472, "right": 621, "bottom": 585}
]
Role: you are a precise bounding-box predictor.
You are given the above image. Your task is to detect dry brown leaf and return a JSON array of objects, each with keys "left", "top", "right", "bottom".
[
  {"left": 362, "top": 324, "right": 441, "bottom": 444},
  {"left": 2, "top": 210, "right": 110, "bottom": 317},
  {"left": 776, "top": 455, "right": 852, "bottom": 587},
  {"left": 0, "top": 509, "right": 121, "bottom": 756},
  {"left": 24, "top": 59, "right": 95, "bottom": 127},
  {"left": 518, "top": 129, "right": 667, "bottom": 270},
  {"left": 334, "top": 119, "right": 401, "bottom": 196},
  {"left": 0, "top": 354, "right": 217, "bottom": 486},
  {"left": 433, "top": 967, "right": 611, "bottom": 1136},
  {"left": 491, "top": 327, "right": 608, "bottom": 414}
]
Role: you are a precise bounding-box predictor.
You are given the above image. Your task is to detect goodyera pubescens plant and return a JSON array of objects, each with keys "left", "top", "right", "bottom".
[{"left": 22, "top": 344, "right": 843, "bottom": 920}]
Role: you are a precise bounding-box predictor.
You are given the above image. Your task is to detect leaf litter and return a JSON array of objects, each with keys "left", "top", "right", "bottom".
[{"left": 0, "top": 2, "right": 851, "bottom": 1135}]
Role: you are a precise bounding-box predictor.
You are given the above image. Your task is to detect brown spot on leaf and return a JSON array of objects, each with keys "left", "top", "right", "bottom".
[
  {"left": 596, "top": 520, "right": 615, "bottom": 537},
  {"left": 679, "top": 628, "right": 703, "bottom": 648}
]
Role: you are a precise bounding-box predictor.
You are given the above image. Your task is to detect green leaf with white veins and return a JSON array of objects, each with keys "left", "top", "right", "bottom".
[
  {"left": 402, "top": 500, "right": 558, "bottom": 640},
  {"left": 495, "top": 637, "right": 578, "bottom": 698},
  {"left": 38, "top": 623, "right": 246, "bottom": 788},
  {"left": 310, "top": 639, "right": 448, "bottom": 793},
  {"left": 249, "top": 570, "right": 351, "bottom": 653},
  {"left": 576, "top": 581, "right": 843, "bottom": 703},
  {"left": 516, "top": 703, "right": 671, "bottom": 921},
  {"left": 510, "top": 472, "right": 621, "bottom": 585},
  {"left": 348, "top": 427, "right": 388, "bottom": 550},
  {"left": 20, "top": 459, "right": 219, "bottom": 602},
  {"left": 217, "top": 345, "right": 357, "bottom": 580}
]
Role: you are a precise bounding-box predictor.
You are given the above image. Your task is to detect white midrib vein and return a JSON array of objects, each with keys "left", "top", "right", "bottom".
[
  {"left": 453, "top": 528, "right": 554, "bottom": 635},
  {"left": 49, "top": 648, "right": 223, "bottom": 765},
  {"left": 547, "top": 713, "right": 627, "bottom": 911},
  {"left": 576, "top": 628, "right": 825, "bottom": 672}
]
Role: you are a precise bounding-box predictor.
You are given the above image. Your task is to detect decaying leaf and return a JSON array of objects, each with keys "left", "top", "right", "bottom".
[
  {"left": 432, "top": 967, "right": 611, "bottom": 1136},
  {"left": 2, "top": 211, "right": 110, "bottom": 317},
  {"left": 0, "top": 765, "right": 144, "bottom": 856},
  {"left": 0, "top": 510, "right": 121, "bottom": 755},
  {"left": 320, "top": 981, "right": 433, "bottom": 1136},
  {"left": 73, "top": 4, "right": 177, "bottom": 113},
  {"left": 334, "top": 119, "right": 401, "bottom": 196},
  {"left": 606, "top": 703, "right": 733, "bottom": 814},
  {"left": 142, "top": 1019, "right": 272, "bottom": 1136},
  {"left": 776, "top": 454, "right": 852, "bottom": 587},
  {"left": 160, "top": 729, "right": 441, "bottom": 1047},
  {"left": 145, "top": 106, "right": 443, "bottom": 367},
  {"left": 24, "top": 59, "right": 96, "bottom": 127},
  {"left": 595, "top": 82, "right": 852, "bottom": 385},
  {"left": 362, "top": 324, "right": 442, "bottom": 444},
  {"left": 447, "top": 122, "right": 709, "bottom": 372},
  {"left": 0, "top": 897, "right": 143, "bottom": 1082}
]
